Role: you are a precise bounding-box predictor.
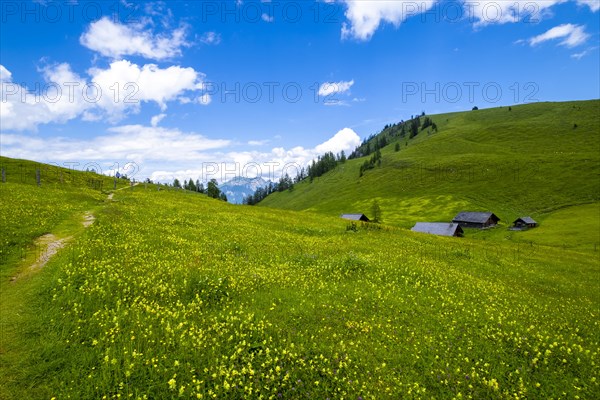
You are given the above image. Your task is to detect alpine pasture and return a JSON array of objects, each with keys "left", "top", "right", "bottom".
[{"left": 1, "top": 101, "right": 599, "bottom": 399}]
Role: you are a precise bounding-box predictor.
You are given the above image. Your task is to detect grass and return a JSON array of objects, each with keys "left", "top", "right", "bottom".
[
  {"left": 0, "top": 156, "right": 130, "bottom": 280},
  {"left": 260, "top": 100, "right": 600, "bottom": 251},
  {"left": 1, "top": 100, "right": 599, "bottom": 399},
  {"left": 1, "top": 181, "right": 599, "bottom": 399}
]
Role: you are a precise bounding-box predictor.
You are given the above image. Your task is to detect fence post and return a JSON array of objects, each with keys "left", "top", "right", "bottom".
[
  {"left": 36, "top": 168, "right": 41, "bottom": 186},
  {"left": 1, "top": 167, "right": 5, "bottom": 183}
]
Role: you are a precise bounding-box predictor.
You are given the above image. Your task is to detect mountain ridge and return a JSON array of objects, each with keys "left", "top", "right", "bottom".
[{"left": 221, "top": 176, "right": 269, "bottom": 204}]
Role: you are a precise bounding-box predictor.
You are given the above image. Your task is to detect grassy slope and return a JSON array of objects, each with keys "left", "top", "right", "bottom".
[
  {"left": 0, "top": 156, "right": 129, "bottom": 278},
  {"left": 259, "top": 100, "right": 600, "bottom": 250},
  {"left": 1, "top": 100, "right": 599, "bottom": 398},
  {"left": 0, "top": 158, "right": 132, "bottom": 398},
  {"left": 1, "top": 184, "right": 598, "bottom": 399}
]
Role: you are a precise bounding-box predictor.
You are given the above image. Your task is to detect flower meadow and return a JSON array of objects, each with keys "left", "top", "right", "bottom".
[
  {"left": 2, "top": 186, "right": 599, "bottom": 399},
  {"left": 0, "top": 181, "right": 105, "bottom": 279}
]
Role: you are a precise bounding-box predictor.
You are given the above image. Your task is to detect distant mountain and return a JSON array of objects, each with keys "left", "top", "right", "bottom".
[{"left": 221, "top": 176, "right": 269, "bottom": 204}]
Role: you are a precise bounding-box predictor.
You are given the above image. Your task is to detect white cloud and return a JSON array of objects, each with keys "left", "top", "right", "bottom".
[
  {"left": 80, "top": 17, "right": 189, "bottom": 60},
  {"left": 1, "top": 125, "right": 361, "bottom": 184},
  {"left": 105, "top": 125, "right": 230, "bottom": 156},
  {"left": 340, "top": 0, "right": 437, "bottom": 40},
  {"left": 318, "top": 79, "right": 355, "bottom": 96},
  {"left": 199, "top": 31, "right": 222, "bottom": 45},
  {"left": 314, "top": 128, "right": 361, "bottom": 154},
  {"left": 339, "top": 1, "right": 598, "bottom": 38},
  {"left": 528, "top": 24, "right": 589, "bottom": 47},
  {"left": 89, "top": 60, "right": 206, "bottom": 114},
  {"left": 0, "top": 63, "right": 90, "bottom": 131},
  {"left": 0, "top": 65, "right": 12, "bottom": 82},
  {"left": 571, "top": 46, "right": 598, "bottom": 59},
  {"left": 0, "top": 61, "right": 208, "bottom": 131},
  {"left": 261, "top": 13, "right": 274, "bottom": 22},
  {"left": 150, "top": 113, "right": 166, "bottom": 127},
  {"left": 466, "top": 0, "right": 564, "bottom": 25},
  {"left": 196, "top": 93, "right": 212, "bottom": 105},
  {"left": 248, "top": 140, "right": 270, "bottom": 146},
  {"left": 211, "top": 128, "right": 362, "bottom": 182},
  {"left": 466, "top": 1, "right": 598, "bottom": 26},
  {"left": 1, "top": 125, "right": 231, "bottom": 167},
  {"left": 576, "top": 0, "right": 600, "bottom": 12},
  {"left": 324, "top": 101, "right": 351, "bottom": 107}
]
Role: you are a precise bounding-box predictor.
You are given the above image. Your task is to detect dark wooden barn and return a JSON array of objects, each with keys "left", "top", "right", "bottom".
[
  {"left": 411, "top": 222, "right": 464, "bottom": 237},
  {"left": 341, "top": 213, "right": 370, "bottom": 222},
  {"left": 513, "top": 217, "right": 538, "bottom": 229},
  {"left": 452, "top": 211, "right": 500, "bottom": 229}
]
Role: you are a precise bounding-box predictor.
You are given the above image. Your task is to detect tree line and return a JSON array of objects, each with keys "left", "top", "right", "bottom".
[
  {"left": 244, "top": 151, "right": 347, "bottom": 205},
  {"left": 170, "top": 178, "right": 228, "bottom": 201},
  {"left": 243, "top": 173, "right": 295, "bottom": 205},
  {"left": 245, "top": 111, "right": 440, "bottom": 204}
]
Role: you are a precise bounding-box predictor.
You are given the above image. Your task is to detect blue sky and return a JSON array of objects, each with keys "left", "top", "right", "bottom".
[{"left": 1, "top": 0, "right": 599, "bottom": 182}]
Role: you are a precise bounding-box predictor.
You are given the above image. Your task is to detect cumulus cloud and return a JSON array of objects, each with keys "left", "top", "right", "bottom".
[
  {"left": 340, "top": 1, "right": 598, "bottom": 38},
  {"left": 89, "top": 60, "right": 206, "bottom": 114},
  {"left": 528, "top": 24, "right": 589, "bottom": 47},
  {"left": 150, "top": 128, "right": 361, "bottom": 183},
  {"left": 0, "top": 63, "right": 89, "bottom": 131},
  {"left": 0, "top": 62, "right": 208, "bottom": 131},
  {"left": 80, "top": 17, "right": 189, "bottom": 60},
  {"left": 1, "top": 125, "right": 362, "bottom": 184},
  {"left": 314, "top": 128, "right": 361, "bottom": 154},
  {"left": 318, "top": 80, "right": 354, "bottom": 96},
  {"left": 1, "top": 125, "right": 230, "bottom": 167},
  {"left": 0, "top": 65, "right": 12, "bottom": 82},
  {"left": 340, "top": 0, "right": 437, "bottom": 40}
]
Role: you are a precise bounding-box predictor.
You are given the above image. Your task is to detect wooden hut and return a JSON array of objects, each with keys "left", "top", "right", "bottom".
[
  {"left": 452, "top": 211, "right": 500, "bottom": 229},
  {"left": 513, "top": 217, "right": 538, "bottom": 229},
  {"left": 411, "top": 222, "right": 464, "bottom": 237},
  {"left": 341, "top": 214, "right": 370, "bottom": 222}
]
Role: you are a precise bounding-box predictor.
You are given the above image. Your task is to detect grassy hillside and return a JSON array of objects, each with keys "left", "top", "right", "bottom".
[
  {"left": 1, "top": 100, "right": 599, "bottom": 399},
  {"left": 0, "top": 157, "right": 131, "bottom": 279},
  {"left": 259, "top": 100, "right": 600, "bottom": 250},
  {"left": 1, "top": 181, "right": 599, "bottom": 399}
]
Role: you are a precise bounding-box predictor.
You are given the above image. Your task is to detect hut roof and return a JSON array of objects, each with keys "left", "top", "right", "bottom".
[
  {"left": 453, "top": 211, "right": 500, "bottom": 224},
  {"left": 411, "top": 222, "right": 463, "bottom": 237},
  {"left": 515, "top": 216, "right": 537, "bottom": 224},
  {"left": 341, "top": 214, "right": 370, "bottom": 221}
]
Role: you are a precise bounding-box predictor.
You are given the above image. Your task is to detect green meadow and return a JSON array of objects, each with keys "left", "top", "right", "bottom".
[
  {"left": 261, "top": 100, "right": 600, "bottom": 250},
  {"left": 1, "top": 100, "right": 599, "bottom": 399}
]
